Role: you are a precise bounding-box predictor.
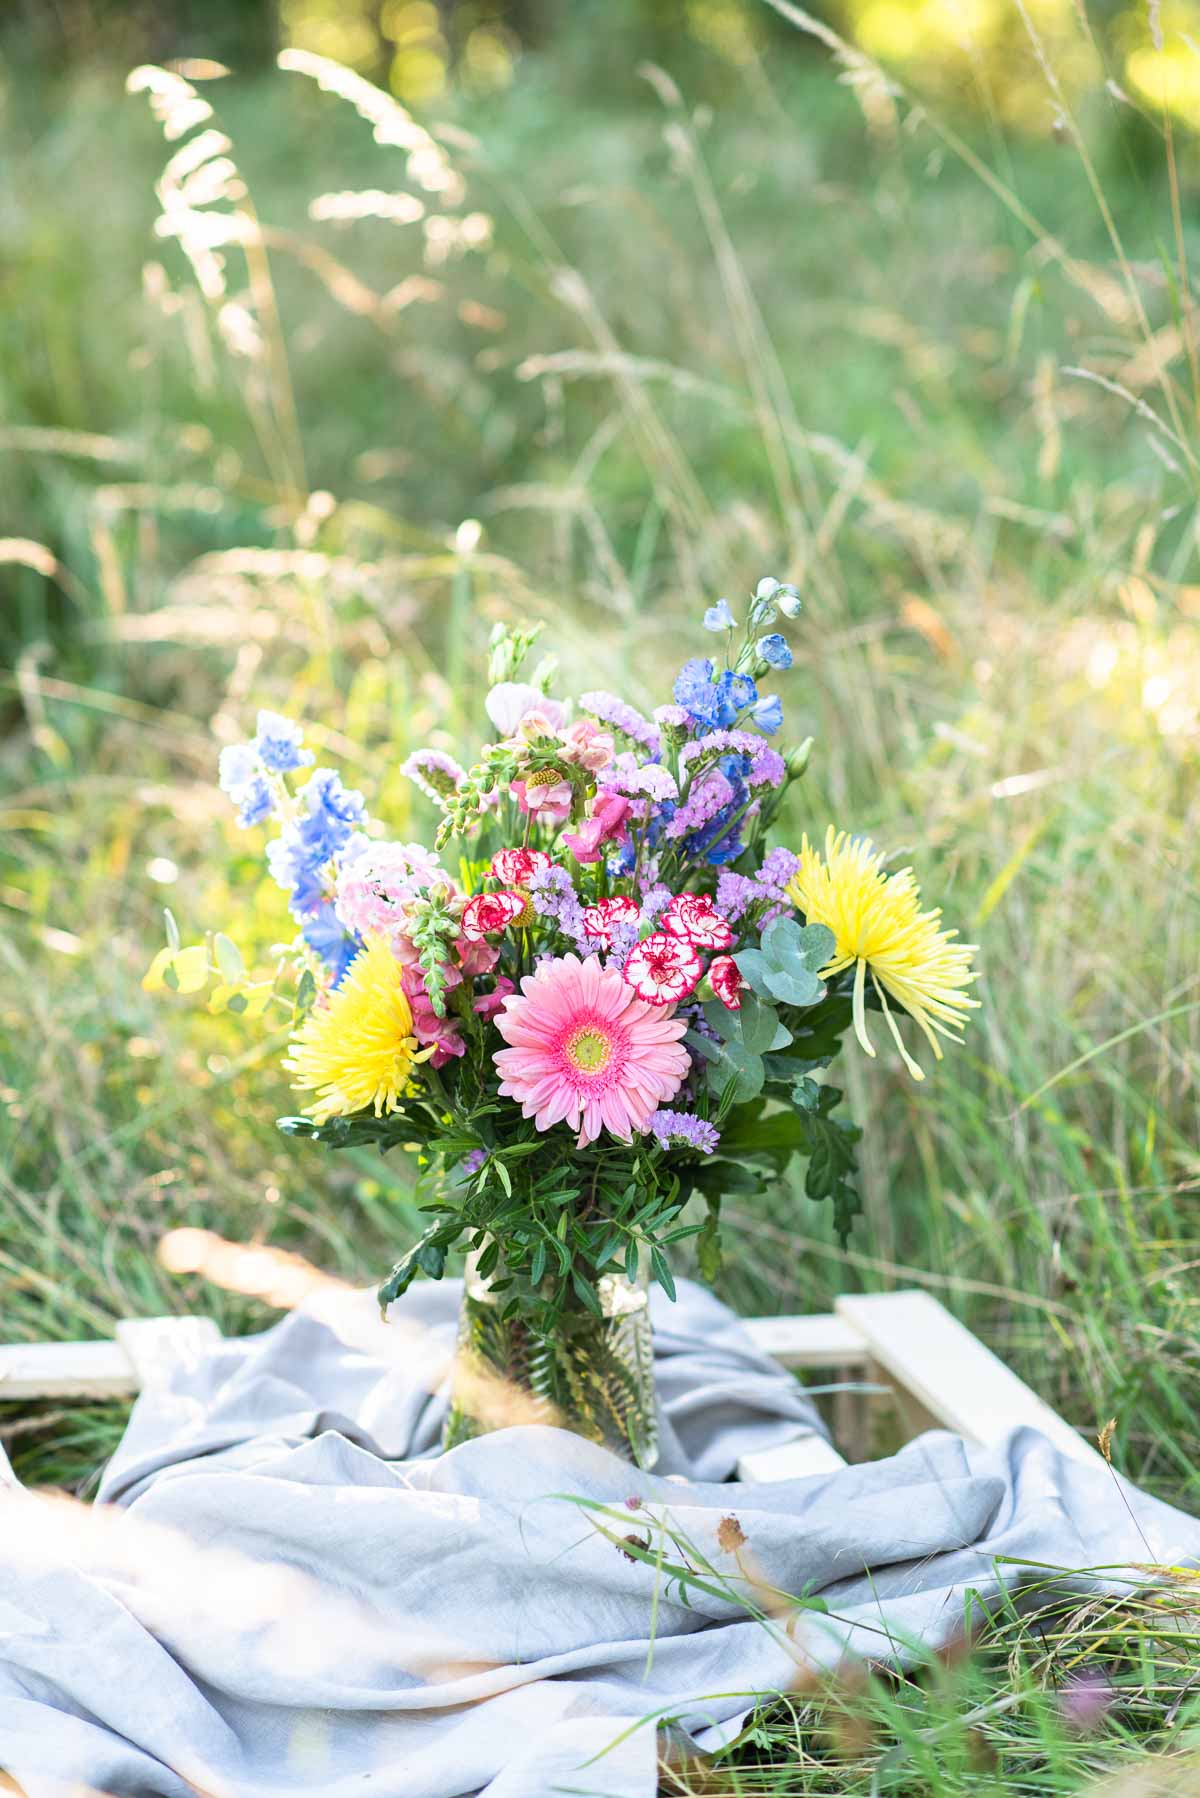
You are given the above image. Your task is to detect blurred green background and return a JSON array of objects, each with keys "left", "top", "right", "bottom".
[{"left": 2, "top": 0, "right": 1200, "bottom": 1781}]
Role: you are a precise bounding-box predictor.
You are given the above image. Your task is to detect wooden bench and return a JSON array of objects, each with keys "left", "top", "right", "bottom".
[{"left": 0, "top": 1292, "right": 1098, "bottom": 1488}]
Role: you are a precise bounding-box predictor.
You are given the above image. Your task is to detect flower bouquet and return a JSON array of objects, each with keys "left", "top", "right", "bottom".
[{"left": 162, "top": 577, "right": 977, "bottom": 1468}]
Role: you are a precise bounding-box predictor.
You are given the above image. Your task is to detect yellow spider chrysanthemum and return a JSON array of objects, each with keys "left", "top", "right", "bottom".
[
  {"left": 283, "top": 935, "right": 427, "bottom": 1122},
  {"left": 786, "top": 827, "right": 979, "bottom": 1081}
]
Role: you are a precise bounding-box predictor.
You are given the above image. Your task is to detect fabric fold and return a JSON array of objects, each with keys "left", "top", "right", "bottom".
[{"left": 2, "top": 1279, "right": 1197, "bottom": 1798}]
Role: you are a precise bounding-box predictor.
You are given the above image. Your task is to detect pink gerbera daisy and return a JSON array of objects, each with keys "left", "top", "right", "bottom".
[{"left": 493, "top": 953, "right": 690, "bottom": 1147}]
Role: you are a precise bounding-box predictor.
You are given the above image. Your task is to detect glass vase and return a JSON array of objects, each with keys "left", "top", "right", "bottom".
[{"left": 443, "top": 1242, "right": 659, "bottom": 1468}]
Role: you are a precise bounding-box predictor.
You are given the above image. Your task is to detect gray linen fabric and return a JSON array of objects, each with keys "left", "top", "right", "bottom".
[{"left": 2, "top": 1278, "right": 1198, "bottom": 1798}]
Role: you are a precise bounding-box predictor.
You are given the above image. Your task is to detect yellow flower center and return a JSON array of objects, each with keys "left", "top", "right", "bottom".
[{"left": 566, "top": 1026, "right": 611, "bottom": 1075}]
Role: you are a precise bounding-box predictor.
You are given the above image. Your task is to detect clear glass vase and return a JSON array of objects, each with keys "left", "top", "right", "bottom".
[{"left": 443, "top": 1242, "right": 659, "bottom": 1468}]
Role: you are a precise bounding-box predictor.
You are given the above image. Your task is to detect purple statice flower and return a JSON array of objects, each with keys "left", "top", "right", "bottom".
[
  {"left": 681, "top": 731, "right": 786, "bottom": 793},
  {"left": 648, "top": 1110, "right": 720, "bottom": 1155},
  {"left": 461, "top": 1148, "right": 488, "bottom": 1178},
  {"left": 759, "top": 846, "right": 800, "bottom": 897},
  {"left": 665, "top": 767, "right": 735, "bottom": 841},
  {"left": 703, "top": 598, "right": 736, "bottom": 632},
  {"left": 528, "top": 863, "right": 589, "bottom": 951},
  {"left": 751, "top": 694, "right": 783, "bottom": 735},
  {"left": 401, "top": 748, "right": 466, "bottom": 805},
  {"left": 673, "top": 660, "right": 757, "bottom": 732},
  {"left": 253, "top": 711, "right": 314, "bottom": 775},
  {"left": 580, "top": 692, "right": 660, "bottom": 755},
  {"left": 756, "top": 633, "right": 793, "bottom": 671},
  {"left": 715, "top": 870, "right": 758, "bottom": 923},
  {"left": 652, "top": 703, "right": 690, "bottom": 746},
  {"left": 638, "top": 883, "right": 672, "bottom": 926},
  {"left": 600, "top": 756, "right": 678, "bottom": 804},
  {"left": 300, "top": 901, "right": 361, "bottom": 984},
  {"left": 605, "top": 919, "right": 641, "bottom": 972}
]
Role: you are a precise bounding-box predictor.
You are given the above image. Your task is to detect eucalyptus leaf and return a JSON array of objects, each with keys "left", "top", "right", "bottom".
[
  {"left": 213, "top": 932, "right": 244, "bottom": 983},
  {"left": 734, "top": 917, "right": 833, "bottom": 1009}
]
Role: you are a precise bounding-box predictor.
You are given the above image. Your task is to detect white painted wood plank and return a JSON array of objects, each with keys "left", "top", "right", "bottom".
[
  {"left": 743, "top": 1314, "right": 867, "bottom": 1368},
  {"left": 115, "top": 1316, "right": 222, "bottom": 1387},
  {"left": 737, "top": 1430, "right": 847, "bottom": 1483},
  {"left": 0, "top": 1340, "right": 137, "bottom": 1401},
  {"left": 835, "top": 1291, "right": 1102, "bottom": 1467}
]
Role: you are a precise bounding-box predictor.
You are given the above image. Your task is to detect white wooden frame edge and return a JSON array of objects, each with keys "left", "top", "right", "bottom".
[{"left": 0, "top": 1290, "right": 1098, "bottom": 1490}]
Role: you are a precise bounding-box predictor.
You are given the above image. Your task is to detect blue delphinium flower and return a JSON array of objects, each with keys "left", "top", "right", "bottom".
[
  {"left": 606, "top": 838, "right": 637, "bottom": 880},
  {"left": 703, "top": 597, "right": 736, "bottom": 632},
  {"left": 752, "top": 693, "right": 783, "bottom": 734},
  {"left": 674, "top": 660, "right": 759, "bottom": 731},
  {"left": 235, "top": 776, "right": 275, "bottom": 829},
  {"left": 296, "top": 768, "right": 366, "bottom": 865},
  {"left": 218, "top": 742, "right": 258, "bottom": 798},
  {"left": 219, "top": 743, "right": 278, "bottom": 829},
  {"left": 301, "top": 902, "right": 361, "bottom": 986},
  {"left": 757, "top": 633, "right": 793, "bottom": 670},
  {"left": 267, "top": 831, "right": 327, "bottom": 917},
  {"left": 253, "top": 711, "right": 313, "bottom": 775},
  {"left": 674, "top": 658, "right": 718, "bottom": 723}
]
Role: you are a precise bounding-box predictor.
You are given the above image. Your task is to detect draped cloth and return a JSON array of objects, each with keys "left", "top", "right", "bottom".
[{"left": 2, "top": 1279, "right": 1197, "bottom": 1797}]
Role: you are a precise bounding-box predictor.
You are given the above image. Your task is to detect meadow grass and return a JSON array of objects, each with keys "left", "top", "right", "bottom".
[{"left": 2, "top": 11, "right": 1199, "bottom": 1790}]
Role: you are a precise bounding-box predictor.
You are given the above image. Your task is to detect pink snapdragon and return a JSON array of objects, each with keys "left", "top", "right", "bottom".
[
  {"left": 563, "top": 791, "right": 631, "bottom": 864},
  {"left": 485, "top": 682, "right": 566, "bottom": 739},
  {"left": 511, "top": 773, "right": 573, "bottom": 821},
  {"left": 473, "top": 977, "right": 515, "bottom": 1020},
  {"left": 560, "top": 718, "right": 615, "bottom": 773},
  {"left": 401, "top": 963, "right": 466, "bottom": 1067}
]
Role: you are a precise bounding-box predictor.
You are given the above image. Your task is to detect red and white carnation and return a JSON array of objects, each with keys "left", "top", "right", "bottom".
[
  {"left": 461, "top": 890, "right": 528, "bottom": 941},
  {"left": 708, "top": 955, "right": 743, "bottom": 1010},
  {"left": 580, "top": 894, "right": 640, "bottom": 949},
  {"left": 661, "top": 892, "right": 734, "bottom": 950},
  {"left": 489, "top": 847, "right": 551, "bottom": 887},
  {"left": 624, "top": 930, "right": 702, "bottom": 1004}
]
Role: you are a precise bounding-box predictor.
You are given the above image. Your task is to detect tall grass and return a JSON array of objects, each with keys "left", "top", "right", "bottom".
[{"left": 2, "top": 9, "right": 1199, "bottom": 1788}]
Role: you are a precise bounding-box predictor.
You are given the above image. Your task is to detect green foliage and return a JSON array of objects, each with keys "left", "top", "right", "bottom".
[
  {"left": 790, "top": 1076, "right": 863, "bottom": 1247},
  {"left": 734, "top": 916, "right": 834, "bottom": 1008},
  {"left": 686, "top": 991, "right": 793, "bottom": 1103}
]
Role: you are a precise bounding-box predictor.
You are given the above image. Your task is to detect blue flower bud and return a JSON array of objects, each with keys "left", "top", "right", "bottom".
[
  {"left": 756, "top": 633, "right": 793, "bottom": 670},
  {"left": 702, "top": 598, "right": 737, "bottom": 632}
]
